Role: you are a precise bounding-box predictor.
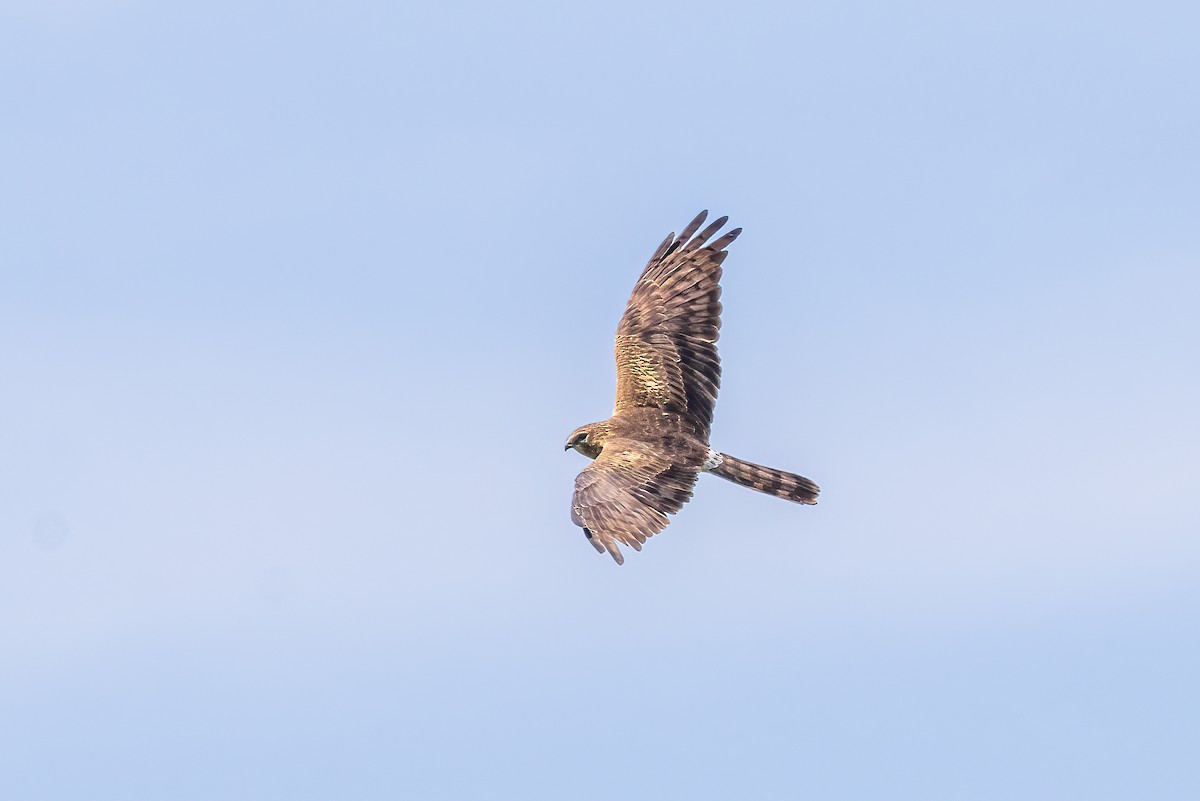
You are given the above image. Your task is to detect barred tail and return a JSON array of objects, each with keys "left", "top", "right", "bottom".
[{"left": 710, "top": 453, "right": 820, "bottom": 505}]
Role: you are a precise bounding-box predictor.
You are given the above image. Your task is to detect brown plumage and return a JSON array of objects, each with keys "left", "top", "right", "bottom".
[{"left": 566, "top": 210, "right": 819, "bottom": 565}]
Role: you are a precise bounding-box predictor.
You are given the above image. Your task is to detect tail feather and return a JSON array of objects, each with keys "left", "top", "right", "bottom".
[{"left": 710, "top": 453, "right": 820, "bottom": 505}]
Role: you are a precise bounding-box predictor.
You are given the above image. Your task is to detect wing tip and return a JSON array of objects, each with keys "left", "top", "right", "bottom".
[
  {"left": 710, "top": 227, "right": 742, "bottom": 251},
  {"left": 584, "top": 526, "right": 625, "bottom": 564},
  {"left": 677, "top": 210, "right": 709, "bottom": 245}
]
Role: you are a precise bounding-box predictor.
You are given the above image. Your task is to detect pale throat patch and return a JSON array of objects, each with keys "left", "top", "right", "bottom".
[{"left": 702, "top": 449, "right": 723, "bottom": 471}]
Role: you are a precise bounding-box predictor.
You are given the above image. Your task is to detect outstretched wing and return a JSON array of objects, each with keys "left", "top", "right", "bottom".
[
  {"left": 613, "top": 210, "right": 740, "bottom": 437},
  {"left": 570, "top": 438, "right": 699, "bottom": 565}
]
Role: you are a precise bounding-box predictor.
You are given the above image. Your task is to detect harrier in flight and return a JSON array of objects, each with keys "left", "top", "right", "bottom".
[{"left": 565, "top": 210, "right": 820, "bottom": 564}]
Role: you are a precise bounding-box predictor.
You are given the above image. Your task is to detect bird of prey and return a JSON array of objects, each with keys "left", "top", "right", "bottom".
[{"left": 565, "top": 210, "right": 820, "bottom": 564}]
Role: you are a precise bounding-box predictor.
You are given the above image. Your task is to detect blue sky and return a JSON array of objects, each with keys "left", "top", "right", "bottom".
[{"left": 2, "top": 1, "right": 1198, "bottom": 799}]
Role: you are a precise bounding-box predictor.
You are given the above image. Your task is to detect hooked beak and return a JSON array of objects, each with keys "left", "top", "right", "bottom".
[{"left": 564, "top": 443, "right": 572, "bottom": 451}]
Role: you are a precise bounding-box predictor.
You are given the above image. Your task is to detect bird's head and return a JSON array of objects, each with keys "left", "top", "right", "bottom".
[{"left": 564, "top": 423, "right": 603, "bottom": 459}]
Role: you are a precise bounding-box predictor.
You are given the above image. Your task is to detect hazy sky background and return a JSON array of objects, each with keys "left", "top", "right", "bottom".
[{"left": 2, "top": 1, "right": 1198, "bottom": 799}]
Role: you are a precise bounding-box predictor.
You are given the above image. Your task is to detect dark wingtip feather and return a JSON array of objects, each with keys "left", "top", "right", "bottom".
[
  {"left": 584, "top": 527, "right": 606, "bottom": 554},
  {"left": 710, "top": 227, "right": 742, "bottom": 251},
  {"left": 677, "top": 210, "right": 709, "bottom": 244},
  {"left": 687, "top": 215, "right": 730, "bottom": 250},
  {"left": 647, "top": 232, "right": 675, "bottom": 264}
]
